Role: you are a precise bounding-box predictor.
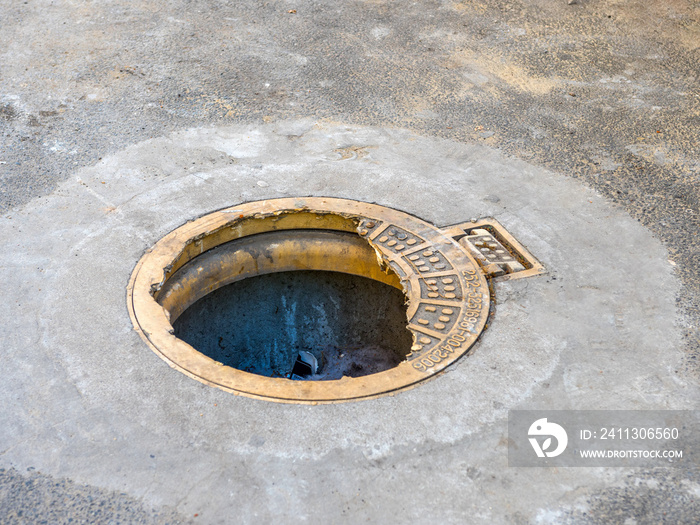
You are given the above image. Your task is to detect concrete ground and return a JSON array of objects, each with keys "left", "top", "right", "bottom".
[{"left": 1, "top": 1, "right": 698, "bottom": 524}]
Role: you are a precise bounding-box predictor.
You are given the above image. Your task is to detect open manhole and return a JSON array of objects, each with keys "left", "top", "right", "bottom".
[
  {"left": 172, "top": 270, "right": 414, "bottom": 380},
  {"left": 127, "top": 197, "right": 543, "bottom": 403}
]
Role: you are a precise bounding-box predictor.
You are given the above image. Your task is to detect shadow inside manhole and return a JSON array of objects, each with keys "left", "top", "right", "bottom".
[{"left": 173, "top": 270, "right": 413, "bottom": 380}]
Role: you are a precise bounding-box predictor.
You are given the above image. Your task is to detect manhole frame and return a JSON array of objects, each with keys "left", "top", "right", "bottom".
[{"left": 127, "top": 197, "right": 491, "bottom": 404}]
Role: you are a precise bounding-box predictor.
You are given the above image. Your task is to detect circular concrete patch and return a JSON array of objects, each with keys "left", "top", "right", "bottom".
[{"left": 1, "top": 121, "right": 696, "bottom": 522}]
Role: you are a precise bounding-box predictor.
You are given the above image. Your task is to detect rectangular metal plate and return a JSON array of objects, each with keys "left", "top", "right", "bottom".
[{"left": 441, "top": 218, "right": 545, "bottom": 281}]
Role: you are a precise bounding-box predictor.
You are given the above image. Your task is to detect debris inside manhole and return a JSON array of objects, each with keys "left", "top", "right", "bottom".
[
  {"left": 291, "top": 351, "right": 318, "bottom": 379},
  {"left": 127, "top": 197, "right": 544, "bottom": 403}
]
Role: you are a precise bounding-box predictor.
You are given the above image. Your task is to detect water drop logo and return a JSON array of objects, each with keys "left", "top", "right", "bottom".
[{"left": 528, "top": 418, "right": 568, "bottom": 458}]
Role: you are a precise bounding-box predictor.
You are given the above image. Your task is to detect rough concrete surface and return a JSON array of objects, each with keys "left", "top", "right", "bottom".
[{"left": 1, "top": 0, "right": 698, "bottom": 524}]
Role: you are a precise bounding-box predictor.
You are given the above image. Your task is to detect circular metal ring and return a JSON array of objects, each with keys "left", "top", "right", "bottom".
[{"left": 127, "top": 197, "right": 490, "bottom": 403}]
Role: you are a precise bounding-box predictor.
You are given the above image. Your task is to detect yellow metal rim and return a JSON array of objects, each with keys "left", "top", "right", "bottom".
[{"left": 126, "top": 197, "right": 490, "bottom": 404}]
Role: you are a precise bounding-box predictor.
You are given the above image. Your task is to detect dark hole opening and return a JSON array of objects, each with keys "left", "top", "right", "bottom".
[{"left": 173, "top": 270, "right": 413, "bottom": 380}]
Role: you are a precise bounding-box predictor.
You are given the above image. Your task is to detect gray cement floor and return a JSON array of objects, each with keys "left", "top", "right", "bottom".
[{"left": 1, "top": 1, "right": 699, "bottom": 524}]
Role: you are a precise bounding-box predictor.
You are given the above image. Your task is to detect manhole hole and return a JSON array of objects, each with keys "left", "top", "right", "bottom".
[
  {"left": 172, "top": 270, "right": 413, "bottom": 380},
  {"left": 127, "top": 197, "right": 543, "bottom": 403}
]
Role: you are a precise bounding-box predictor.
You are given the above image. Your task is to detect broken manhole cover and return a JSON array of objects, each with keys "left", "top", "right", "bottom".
[{"left": 127, "top": 197, "right": 543, "bottom": 403}]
